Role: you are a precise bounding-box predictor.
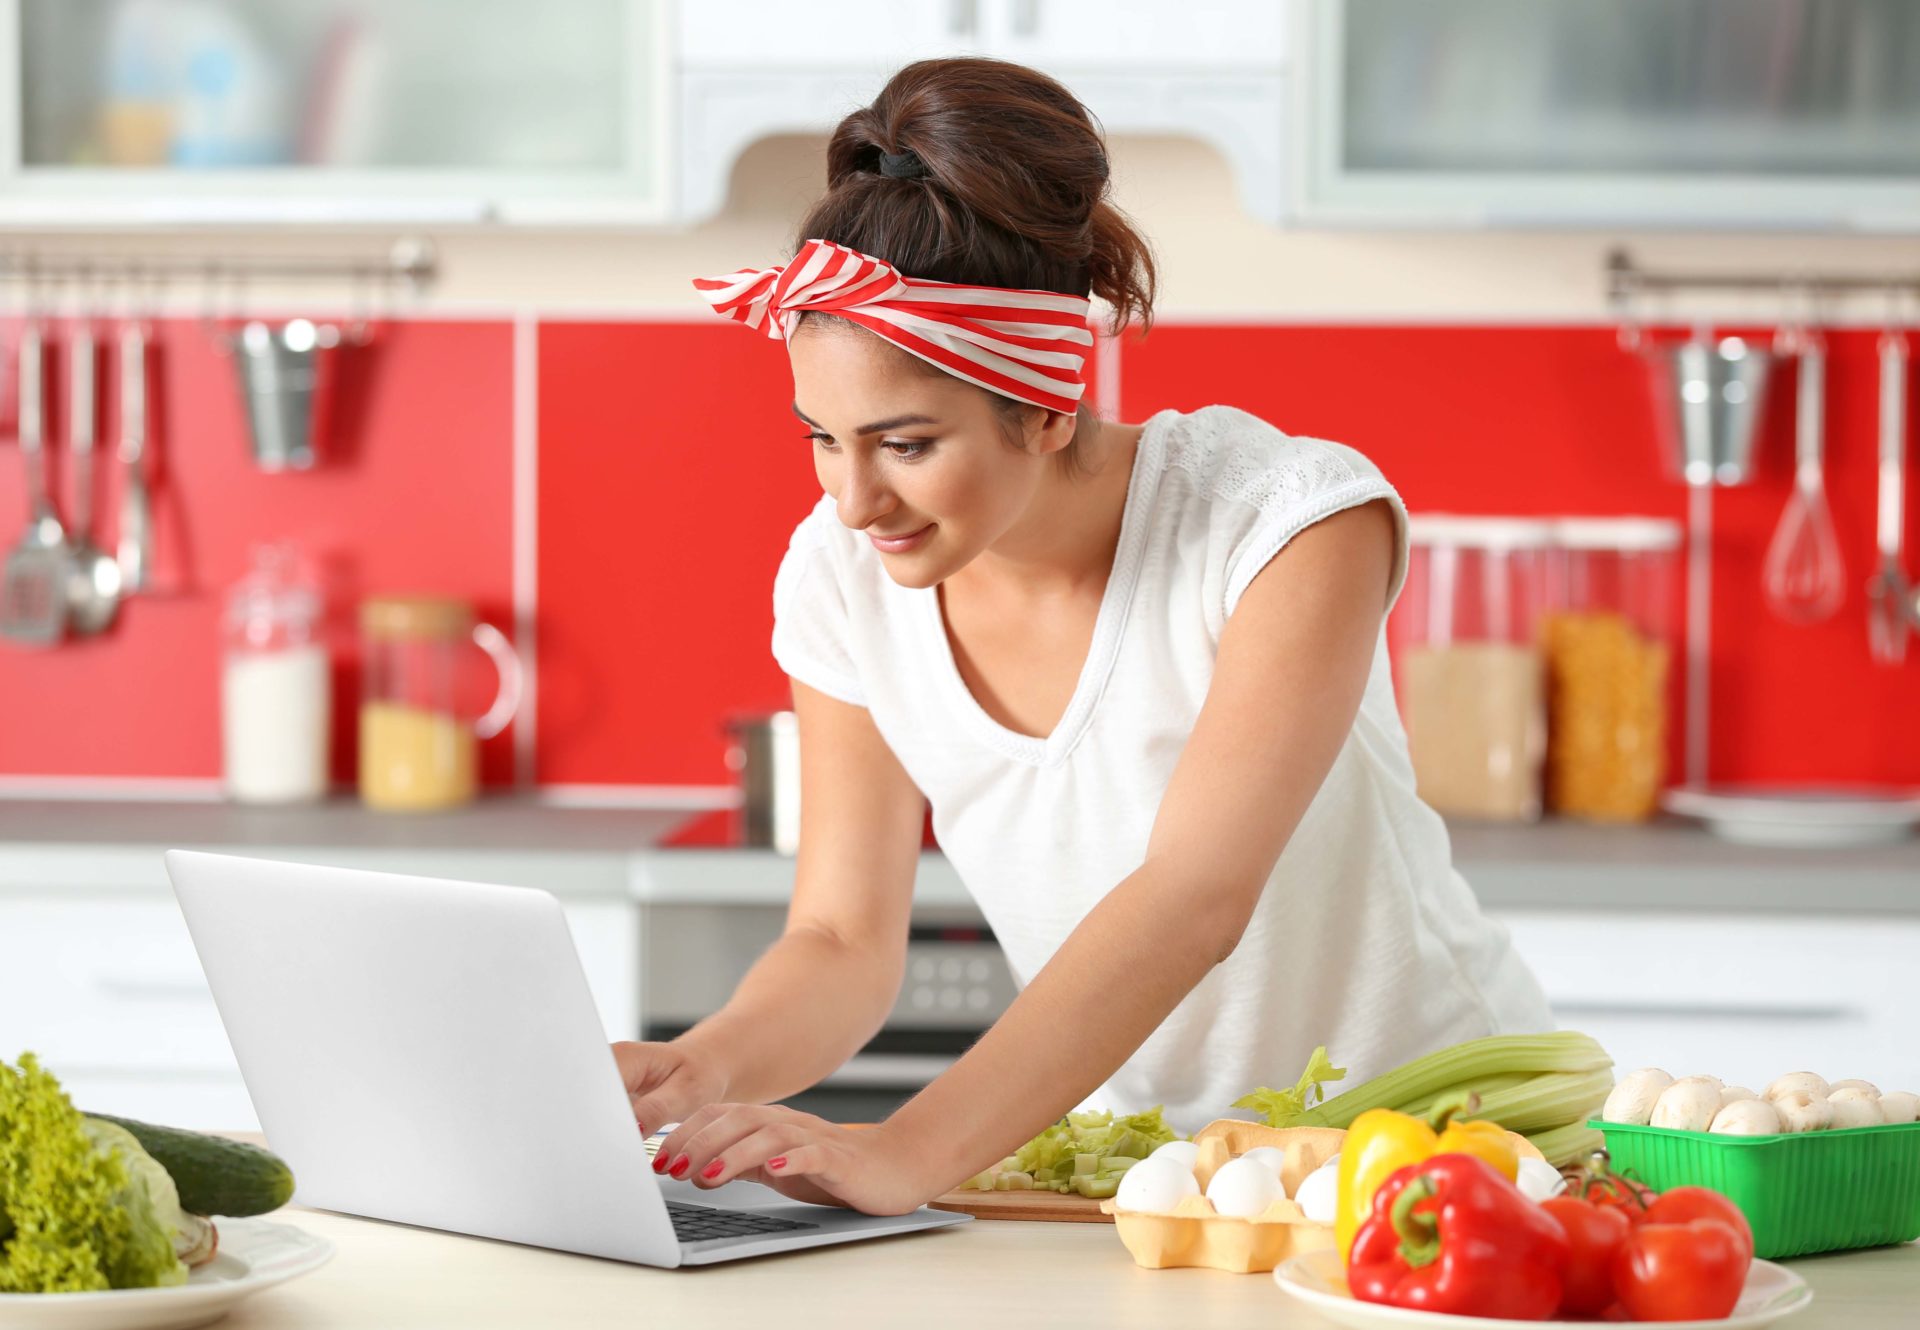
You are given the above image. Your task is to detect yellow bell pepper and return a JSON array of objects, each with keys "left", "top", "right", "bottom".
[{"left": 1334, "top": 1092, "right": 1520, "bottom": 1261}]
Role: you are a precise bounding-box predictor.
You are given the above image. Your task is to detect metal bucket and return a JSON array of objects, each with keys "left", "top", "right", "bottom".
[
  {"left": 1644, "top": 335, "right": 1776, "bottom": 487},
  {"left": 724, "top": 711, "right": 801, "bottom": 854},
  {"left": 229, "top": 319, "right": 341, "bottom": 471}
]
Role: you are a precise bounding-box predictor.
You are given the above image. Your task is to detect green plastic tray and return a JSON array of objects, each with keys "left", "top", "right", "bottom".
[{"left": 1591, "top": 1119, "right": 1920, "bottom": 1260}]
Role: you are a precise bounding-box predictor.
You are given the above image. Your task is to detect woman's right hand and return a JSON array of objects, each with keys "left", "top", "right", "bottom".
[{"left": 611, "top": 1040, "right": 731, "bottom": 1136}]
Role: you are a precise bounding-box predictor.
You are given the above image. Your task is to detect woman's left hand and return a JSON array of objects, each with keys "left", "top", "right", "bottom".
[{"left": 651, "top": 1103, "right": 931, "bottom": 1216}]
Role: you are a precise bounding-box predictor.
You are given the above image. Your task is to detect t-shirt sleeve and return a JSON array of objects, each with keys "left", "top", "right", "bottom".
[
  {"left": 1220, "top": 438, "right": 1412, "bottom": 621},
  {"left": 770, "top": 508, "right": 868, "bottom": 707}
]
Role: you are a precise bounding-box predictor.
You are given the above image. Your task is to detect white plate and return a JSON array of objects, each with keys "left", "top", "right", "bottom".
[
  {"left": 0, "top": 1218, "right": 333, "bottom": 1330},
  {"left": 1273, "top": 1247, "right": 1812, "bottom": 1330},
  {"left": 1663, "top": 784, "right": 1920, "bottom": 848}
]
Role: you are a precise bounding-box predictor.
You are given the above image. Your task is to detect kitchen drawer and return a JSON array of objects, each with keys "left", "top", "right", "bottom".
[
  {"left": 0, "top": 898, "right": 236, "bottom": 1073},
  {"left": 1495, "top": 911, "right": 1920, "bottom": 1093},
  {"left": 0, "top": 894, "right": 639, "bottom": 1078}
]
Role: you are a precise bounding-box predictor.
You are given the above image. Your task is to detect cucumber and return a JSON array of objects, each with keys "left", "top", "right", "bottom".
[{"left": 83, "top": 1113, "right": 295, "bottom": 1217}]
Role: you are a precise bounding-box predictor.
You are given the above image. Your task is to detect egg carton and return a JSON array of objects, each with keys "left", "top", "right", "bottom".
[{"left": 1099, "top": 1121, "right": 1344, "bottom": 1274}]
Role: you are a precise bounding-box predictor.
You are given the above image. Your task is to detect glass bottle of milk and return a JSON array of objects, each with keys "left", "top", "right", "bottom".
[{"left": 222, "top": 544, "right": 331, "bottom": 803}]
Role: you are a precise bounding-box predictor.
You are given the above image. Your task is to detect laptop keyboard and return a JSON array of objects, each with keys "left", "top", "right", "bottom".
[{"left": 666, "top": 1200, "right": 821, "bottom": 1244}]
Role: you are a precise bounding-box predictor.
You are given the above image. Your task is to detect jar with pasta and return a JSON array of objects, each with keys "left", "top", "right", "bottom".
[
  {"left": 1540, "top": 519, "right": 1682, "bottom": 822},
  {"left": 1393, "top": 517, "right": 1555, "bottom": 821},
  {"left": 358, "top": 596, "right": 523, "bottom": 812}
]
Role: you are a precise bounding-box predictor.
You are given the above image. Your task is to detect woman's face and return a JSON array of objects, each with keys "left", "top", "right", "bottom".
[{"left": 788, "top": 323, "right": 1063, "bottom": 589}]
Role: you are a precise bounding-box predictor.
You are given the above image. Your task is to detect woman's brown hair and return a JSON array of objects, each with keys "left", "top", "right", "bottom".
[{"left": 795, "top": 57, "right": 1156, "bottom": 465}]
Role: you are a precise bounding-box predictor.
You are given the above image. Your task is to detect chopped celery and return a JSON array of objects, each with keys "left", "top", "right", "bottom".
[
  {"left": 1102, "top": 1156, "right": 1139, "bottom": 1173},
  {"left": 1075, "top": 1175, "right": 1120, "bottom": 1200},
  {"left": 1073, "top": 1153, "right": 1098, "bottom": 1176},
  {"left": 995, "top": 1171, "right": 1034, "bottom": 1191}
]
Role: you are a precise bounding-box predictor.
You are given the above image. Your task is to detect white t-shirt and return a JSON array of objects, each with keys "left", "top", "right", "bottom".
[{"left": 771, "top": 405, "right": 1552, "bottom": 1132}]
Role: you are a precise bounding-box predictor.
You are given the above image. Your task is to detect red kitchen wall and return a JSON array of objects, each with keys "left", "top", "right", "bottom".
[
  {"left": 3, "top": 314, "right": 1914, "bottom": 790},
  {"left": 1121, "top": 325, "right": 1920, "bottom": 786},
  {"left": 0, "top": 317, "right": 517, "bottom": 784}
]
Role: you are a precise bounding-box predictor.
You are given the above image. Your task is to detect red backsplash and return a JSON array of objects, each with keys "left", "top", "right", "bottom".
[{"left": 2, "top": 315, "right": 1914, "bottom": 791}]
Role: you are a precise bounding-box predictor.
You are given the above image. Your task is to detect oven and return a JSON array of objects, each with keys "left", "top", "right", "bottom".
[{"left": 637, "top": 902, "right": 1018, "bottom": 1122}]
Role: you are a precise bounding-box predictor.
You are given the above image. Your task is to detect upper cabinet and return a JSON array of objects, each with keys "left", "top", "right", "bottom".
[
  {"left": 3, "top": 0, "right": 1914, "bottom": 231},
  {"left": 675, "top": 0, "right": 1291, "bottom": 222},
  {"left": 0, "top": 0, "right": 669, "bottom": 225},
  {"left": 1291, "top": 0, "right": 1920, "bottom": 229}
]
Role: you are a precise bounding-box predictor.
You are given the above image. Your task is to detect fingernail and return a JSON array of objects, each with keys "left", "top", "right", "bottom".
[
  {"left": 637, "top": 1122, "right": 648, "bottom": 1136},
  {"left": 669, "top": 1155, "right": 690, "bottom": 1179},
  {"left": 652, "top": 1153, "right": 669, "bottom": 1174},
  {"left": 768, "top": 1156, "right": 787, "bottom": 1171},
  {"left": 701, "top": 1159, "right": 724, "bottom": 1180}
]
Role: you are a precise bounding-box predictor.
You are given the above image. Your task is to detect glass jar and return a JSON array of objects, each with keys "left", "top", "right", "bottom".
[
  {"left": 222, "top": 544, "right": 330, "bottom": 804},
  {"left": 1540, "top": 519, "right": 1682, "bottom": 822},
  {"left": 358, "top": 597, "right": 523, "bottom": 812},
  {"left": 1393, "top": 517, "right": 1554, "bottom": 821}
]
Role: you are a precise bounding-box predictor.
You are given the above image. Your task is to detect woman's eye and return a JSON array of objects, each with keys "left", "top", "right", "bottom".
[
  {"left": 803, "top": 431, "right": 838, "bottom": 451},
  {"left": 882, "top": 440, "right": 931, "bottom": 460}
]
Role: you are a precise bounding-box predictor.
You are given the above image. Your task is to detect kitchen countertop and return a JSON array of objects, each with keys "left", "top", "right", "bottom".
[
  {"left": 0, "top": 795, "right": 1913, "bottom": 913},
  {"left": 212, "top": 1204, "right": 1920, "bottom": 1329}
]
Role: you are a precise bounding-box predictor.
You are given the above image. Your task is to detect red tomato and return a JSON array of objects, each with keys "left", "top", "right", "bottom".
[
  {"left": 1614, "top": 1217, "right": 1750, "bottom": 1321},
  {"left": 1638, "top": 1186, "right": 1755, "bottom": 1265},
  {"left": 1541, "top": 1195, "right": 1633, "bottom": 1318},
  {"left": 1585, "top": 1173, "right": 1658, "bottom": 1220}
]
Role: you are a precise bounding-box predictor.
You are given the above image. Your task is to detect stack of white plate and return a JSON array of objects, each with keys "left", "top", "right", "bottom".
[{"left": 1663, "top": 785, "right": 1920, "bottom": 848}]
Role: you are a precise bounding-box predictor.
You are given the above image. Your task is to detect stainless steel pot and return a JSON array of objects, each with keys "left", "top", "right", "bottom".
[{"left": 723, "top": 711, "right": 800, "bottom": 854}]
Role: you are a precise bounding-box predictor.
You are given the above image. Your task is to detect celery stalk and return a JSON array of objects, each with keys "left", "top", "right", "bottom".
[
  {"left": 1244, "top": 1032, "right": 1613, "bottom": 1131},
  {"left": 1527, "top": 1122, "right": 1608, "bottom": 1168}
]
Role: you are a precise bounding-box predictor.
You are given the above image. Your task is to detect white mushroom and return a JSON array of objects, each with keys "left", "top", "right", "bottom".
[
  {"left": 1878, "top": 1092, "right": 1920, "bottom": 1125},
  {"left": 1602, "top": 1068, "right": 1676, "bottom": 1126},
  {"left": 1829, "top": 1088, "right": 1886, "bottom": 1129},
  {"left": 1829, "top": 1079, "right": 1881, "bottom": 1097},
  {"left": 1709, "top": 1098, "right": 1783, "bottom": 1136},
  {"left": 1772, "top": 1090, "right": 1834, "bottom": 1133},
  {"left": 1765, "top": 1072, "right": 1830, "bottom": 1102},
  {"left": 1650, "top": 1077, "right": 1725, "bottom": 1132},
  {"left": 1719, "top": 1085, "right": 1758, "bottom": 1108}
]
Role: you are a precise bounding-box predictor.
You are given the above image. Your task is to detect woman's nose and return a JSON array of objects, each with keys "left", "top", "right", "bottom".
[{"left": 836, "top": 461, "right": 895, "bottom": 530}]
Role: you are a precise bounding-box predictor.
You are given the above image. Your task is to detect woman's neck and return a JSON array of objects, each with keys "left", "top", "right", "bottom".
[{"left": 958, "top": 418, "right": 1146, "bottom": 601}]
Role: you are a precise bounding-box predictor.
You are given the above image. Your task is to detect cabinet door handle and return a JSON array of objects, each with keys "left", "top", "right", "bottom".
[{"left": 1551, "top": 1001, "right": 1857, "bottom": 1022}]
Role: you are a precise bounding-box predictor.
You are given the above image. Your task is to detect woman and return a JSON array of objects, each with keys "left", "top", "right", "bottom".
[{"left": 615, "top": 58, "right": 1550, "bottom": 1216}]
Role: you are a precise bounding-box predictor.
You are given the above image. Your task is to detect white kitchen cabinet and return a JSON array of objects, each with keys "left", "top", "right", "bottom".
[
  {"left": 0, "top": 0, "right": 670, "bottom": 225},
  {"left": 675, "top": 0, "right": 1292, "bottom": 222},
  {"left": 0, "top": 888, "right": 639, "bottom": 1131},
  {"left": 1496, "top": 910, "right": 1920, "bottom": 1095},
  {"left": 1292, "top": 0, "right": 1920, "bottom": 230},
  {"left": 676, "top": 0, "right": 986, "bottom": 71}
]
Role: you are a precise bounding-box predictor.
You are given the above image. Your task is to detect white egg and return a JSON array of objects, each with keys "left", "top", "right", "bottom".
[
  {"left": 1294, "top": 1162, "right": 1340, "bottom": 1225},
  {"left": 1147, "top": 1140, "right": 1200, "bottom": 1170},
  {"left": 1237, "top": 1146, "right": 1290, "bottom": 1190},
  {"left": 1205, "top": 1157, "right": 1284, "bottom": 1219},
  {"left": 1516, "top": 1156, "right": 1568, "bottom": 1202},
  {"left": 1115, "top": 1156, "right": 1200, "bottom": 1213}
]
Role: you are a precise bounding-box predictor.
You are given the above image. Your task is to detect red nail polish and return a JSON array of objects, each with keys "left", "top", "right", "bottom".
[
  {"left": 701, "top": 1159, "right": 724, "bottom": 1180},
  {"left": 669, "top": 1155, "right": 690, "bottom": 1179},
  {"left": 768, "top": 1156, "right": 788, "bottom": 1170},
  {"left": 652, "top": 1151, "right": 669, "bottom": 1173}
]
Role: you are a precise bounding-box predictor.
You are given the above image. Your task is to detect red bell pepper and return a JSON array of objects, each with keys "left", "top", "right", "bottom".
[{"left": 1347, "top": 1153, "right": 1570, "bottom": 1321}]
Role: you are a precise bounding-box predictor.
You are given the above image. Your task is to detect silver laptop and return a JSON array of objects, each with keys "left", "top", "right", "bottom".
[{"left": 163, "top": 848, "right": 969, "bottom": 1267}]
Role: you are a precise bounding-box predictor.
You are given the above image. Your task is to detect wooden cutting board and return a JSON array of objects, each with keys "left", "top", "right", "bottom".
[{"left": 927, "top": 1187, "right": 1112, "bottom": 1223}]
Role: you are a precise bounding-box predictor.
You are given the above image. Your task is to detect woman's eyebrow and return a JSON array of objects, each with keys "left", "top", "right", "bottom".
[{"left": 791, "top": 403, "right": 940, "bottom": 435}]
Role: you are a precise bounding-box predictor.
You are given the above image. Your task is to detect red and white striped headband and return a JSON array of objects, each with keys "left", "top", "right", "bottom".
[{"left": 693, "top": 239, "right": 1093, "bottom": 415}]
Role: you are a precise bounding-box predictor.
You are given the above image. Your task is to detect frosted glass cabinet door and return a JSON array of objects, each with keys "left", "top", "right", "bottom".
[
  {"left": 3, "top": 0, "right": 668, "bottom": 223},
  {"left": 1296, "top": 0, "right": 1920, "bottom": 229}
]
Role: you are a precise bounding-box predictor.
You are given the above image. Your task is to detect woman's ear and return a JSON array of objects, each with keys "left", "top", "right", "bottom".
[{"left": 1025, "top": 405, "right": 1079, "bottom": 458}]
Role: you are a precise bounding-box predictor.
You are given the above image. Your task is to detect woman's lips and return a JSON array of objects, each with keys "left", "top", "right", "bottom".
[{"left": 869, "top": 523, "right": 933, "bottom": 554}]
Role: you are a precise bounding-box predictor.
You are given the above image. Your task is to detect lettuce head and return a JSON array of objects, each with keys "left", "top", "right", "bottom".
[{"left": 1, "top": 1052, "right": 188, "bottom": 1293}]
